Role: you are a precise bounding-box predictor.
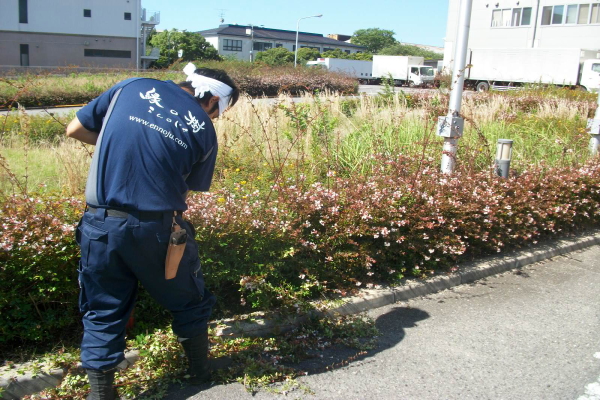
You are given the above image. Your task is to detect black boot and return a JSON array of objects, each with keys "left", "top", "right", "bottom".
[
  {"left": 180, "top": 331, "right": 211, "bottom": 385},
  {"left": 86, "top": 368, "right": 116, "bottom": 400}
]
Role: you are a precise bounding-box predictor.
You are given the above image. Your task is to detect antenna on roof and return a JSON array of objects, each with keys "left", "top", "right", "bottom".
[{"left": 217, "top": 8, "right": 227, "bottom": 24}]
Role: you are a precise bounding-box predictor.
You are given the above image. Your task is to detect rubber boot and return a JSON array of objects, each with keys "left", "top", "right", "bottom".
[
  {"left": 180, "top": 330, "right": 211, "bottom": 385},
  {"left": 86, "top": 368, "right": 116, "bottom": 400}
]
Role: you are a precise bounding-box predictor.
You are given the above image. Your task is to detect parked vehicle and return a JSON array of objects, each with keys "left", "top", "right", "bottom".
[
  {"left": 371, "top": 55, "right": 435, "bottom": 87},
  {"left": 464, "top": 48, "right": 600, "bottom": 92},
  {"left": 306, "top": 58, "right": 374, "bottom": 83}
]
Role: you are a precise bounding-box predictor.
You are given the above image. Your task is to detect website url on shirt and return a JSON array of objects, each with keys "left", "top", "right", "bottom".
[{"left": 129, "top": 115, "right": 188, "bottom": 149}]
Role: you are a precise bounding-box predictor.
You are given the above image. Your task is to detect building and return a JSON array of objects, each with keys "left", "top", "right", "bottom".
[
  {"left": 444, "top": 0, "right": 600, "bottom": 69},
  {"left": 327, "top": 34, "right": 352, "bottom": 42},
  {"left": 198, "top": 24, "right": 366, "bottom": 61},
  {"left": 0, "top": 0, "right": 160, "bottom": 70}
]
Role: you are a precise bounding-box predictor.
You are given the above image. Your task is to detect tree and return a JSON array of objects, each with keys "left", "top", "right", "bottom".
[
  {"left": 378, "top": 43, "right": 443, "bottom": 59},
  {"left": 149, "top": 29, "right": 220, "bottom": 68},
  {"left": 296, "top": 48, "right": 321, "bottom": 64},
  {"left": 348, "top": 52, "right": 374, "bottom": 61},
  {"left": 255, "top": 47, "right": 295, "bottom": 65},
  {"left": 321, "top": 49, "right": 350, "bottom": 59},
  {"left": 351, "top": 28, "right": 397, "bottom": 53}
]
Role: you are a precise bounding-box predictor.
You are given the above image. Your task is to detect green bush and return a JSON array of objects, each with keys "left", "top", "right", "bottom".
[{"left": 255, "top": 48, "right": 295, "bottom": 66}]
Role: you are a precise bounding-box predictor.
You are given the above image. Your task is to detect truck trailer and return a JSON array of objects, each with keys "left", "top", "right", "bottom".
[
  {"left": 371, "top": 55, "right": 435, "bottom": 87},
  {"left": 306, "top": 58, "right": 374, "bottom": 83},
  {"left": 465, "top": 48, "right": 600, "bottom": 92}
]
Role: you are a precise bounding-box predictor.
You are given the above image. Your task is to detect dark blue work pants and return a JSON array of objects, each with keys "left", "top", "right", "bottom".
[{"left": 76, "top": 208, "right": 215, "bottom": 370}]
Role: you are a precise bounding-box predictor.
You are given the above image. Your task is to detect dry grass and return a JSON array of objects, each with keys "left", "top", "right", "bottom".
[{"left": 1, "top": 89, "right": 594, "bottom": 195}]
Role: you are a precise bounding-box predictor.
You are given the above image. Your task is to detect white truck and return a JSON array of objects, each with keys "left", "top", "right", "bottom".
[
  {"left": 306, "top": 58, "right": 374, "bottom": 83},
  {"left": 464, "top": 48, "right": 600, "bottom": 92},
  {"left": 371, "top": 55, "right": 436, "bottom": 87}
]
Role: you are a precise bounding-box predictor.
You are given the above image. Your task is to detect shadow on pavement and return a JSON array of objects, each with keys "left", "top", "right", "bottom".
[
  {"left": 293, "top": 306, "right": 430, "bottom": 373},
  {"left": 163, "top": 306, "right": 429, "bottom": 398}
]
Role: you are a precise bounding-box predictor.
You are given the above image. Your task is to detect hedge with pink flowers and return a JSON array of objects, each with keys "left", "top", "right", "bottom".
[{"left": 3, "top": 155, "right": 599, "bottom": 344}]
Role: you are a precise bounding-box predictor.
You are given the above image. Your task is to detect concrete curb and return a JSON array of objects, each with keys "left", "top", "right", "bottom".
[
  {"left": 211, "top": 230, "right": 600, "bottom": 335},
  {"left": 2, "top": 230, "right": 599, "bottom": 399}
]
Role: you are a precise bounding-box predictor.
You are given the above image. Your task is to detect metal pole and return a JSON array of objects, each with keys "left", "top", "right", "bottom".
[
  {"left": 136, "top": 1, "right": 140, "bottom": 71},
  {"left": 588, "top": 90, "right": 600, "bottom": 155},
  {"left": 294, "top": 19, "right": 301, "bottom": 68},
  {"left": 294, "top": 14, "right": 322, "bottom": 68},
  {"left": 437, "top": 0, "right": 472, "bottom": 174},
  {"left": 250, "top": 24, "right": 254, "bottom": 62},
  {"left": 531, "top": 0, "right": 541, "bottom": 48}
]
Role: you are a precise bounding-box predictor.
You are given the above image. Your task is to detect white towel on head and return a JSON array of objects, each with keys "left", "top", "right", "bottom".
[{"left": 183, "top": 62, "right": 232, "bottom": 116}]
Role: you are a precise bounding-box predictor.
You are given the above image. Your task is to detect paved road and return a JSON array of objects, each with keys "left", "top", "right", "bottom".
[{"left": 165, "top": 245, "right": 600, "bottom": 400}]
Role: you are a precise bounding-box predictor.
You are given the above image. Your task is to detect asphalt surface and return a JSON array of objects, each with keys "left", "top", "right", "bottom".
[{"left": 165, "top": 245, "right": 600, "bottom": 400}]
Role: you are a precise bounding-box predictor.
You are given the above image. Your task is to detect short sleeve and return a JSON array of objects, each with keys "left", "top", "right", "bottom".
[
  {"left": 76, "top": 78, "right": 139, "bottom": 132},
  {"left": 185, "top": 144, "right": 218, "bottom": 192}
]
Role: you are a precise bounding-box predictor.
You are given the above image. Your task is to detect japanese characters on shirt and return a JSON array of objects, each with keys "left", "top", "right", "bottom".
[{"left": 139, "top": 88, "right": 206, "bottom": 134}]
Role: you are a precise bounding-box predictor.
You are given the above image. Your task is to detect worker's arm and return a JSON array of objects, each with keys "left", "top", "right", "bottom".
[{"left": 66, "top": 116, "right": 99, "bottom": 145}]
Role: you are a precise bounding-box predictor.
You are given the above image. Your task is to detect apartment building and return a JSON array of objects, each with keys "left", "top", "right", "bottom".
[
  {"left": 198, "top": 24, "right": 365, "bottom": 62},
  {"left": 444, "top": 0, "right": 600, "bottom": 68},
  {"left": 0, "top": 0, "right": 160, "bottom": 70}
]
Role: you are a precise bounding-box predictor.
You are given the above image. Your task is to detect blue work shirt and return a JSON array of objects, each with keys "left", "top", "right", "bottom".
[{"left": 77, "top": 78, "right": 217, "bottom": 212}]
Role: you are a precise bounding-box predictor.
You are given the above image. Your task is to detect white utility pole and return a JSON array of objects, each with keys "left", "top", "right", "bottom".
[{"left": 437, "top": 0, "right": 473, "bottom": 174}]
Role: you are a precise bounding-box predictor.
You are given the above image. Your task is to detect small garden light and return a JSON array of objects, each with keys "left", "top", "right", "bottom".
[
  {"left": 495, "top": 139, "right": 513, "bottom": 178},
  {"left": 588, "top": 91, "right": 600, "bottom": 155}
]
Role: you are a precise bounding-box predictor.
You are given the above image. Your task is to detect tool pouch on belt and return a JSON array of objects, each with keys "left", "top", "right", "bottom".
[{"left": 165, "top": 213, "right": 187, "bottom": 280}]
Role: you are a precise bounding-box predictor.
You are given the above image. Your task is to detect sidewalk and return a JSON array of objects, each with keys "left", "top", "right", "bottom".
[{"left": 2, "top": 230, "right": 599, "bottom": 399}]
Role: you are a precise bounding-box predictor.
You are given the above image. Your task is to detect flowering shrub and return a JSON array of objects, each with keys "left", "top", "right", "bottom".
[
  {"left": 0, "top": 195, "right": 82, "bottom": 343},
  {"left": 188, "top": 157, "right": 600, "bottom": 312}
]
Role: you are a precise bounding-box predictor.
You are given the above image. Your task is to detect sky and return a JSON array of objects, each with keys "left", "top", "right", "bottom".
[{"left": 140, "top": 0, "right": 449, "bottom": 48}]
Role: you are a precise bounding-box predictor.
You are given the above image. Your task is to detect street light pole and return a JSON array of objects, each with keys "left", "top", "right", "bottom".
[
  {"left": 247, "top": 24, "right": 255, "bottom": 62},
  {"left": 294, "top": 14, "right": 322, "bottom": 67}
]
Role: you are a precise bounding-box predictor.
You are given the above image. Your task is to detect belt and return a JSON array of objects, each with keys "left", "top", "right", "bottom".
[{"left": 86, "top": 206, "right": 182, "bottom": 221}]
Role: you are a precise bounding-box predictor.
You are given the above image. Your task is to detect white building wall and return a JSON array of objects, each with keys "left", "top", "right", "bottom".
[
  {"left": 0, "top": 0, "right": 139, "bottom": 38},
  {"left": 444, "top": 0, "right": 600, "bottom": 70},
  {"left": 208, "top": 34, "right": 361, "bottom": 61}
]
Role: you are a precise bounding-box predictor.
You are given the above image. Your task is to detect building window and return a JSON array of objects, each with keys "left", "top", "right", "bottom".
[
  {"left": 124, "top": 12, "right": 132, "bottom": 20},
  {"left": 592, "top": 4, "right": 600, "bottom": 23},
  {"left": 20, "top": 44, "right": 29, "bottom": 66},
  {"left": 19, "top": 0, "right": 28, "bottom": 23},
  {"left": 542, "top": 4, "right": 599, "bottom": 25},
  {"left": 552, "top": 5, "right": 565, "bottom": 24},
  {"left": 345, "top": 50, "right": 351, "bottom": 54},
  {"left": 223, "top": 39, "right": 242, "bottom": 51},
  {"left": 578, "top": 4, "right": 590, "bottom": 24},
  {"left": 84, "top": 9, "right": 91, "bottom": 17},
  {"left": 565, "top": 4, "right": 578, "bottom": 23},
  {"left": 522, "top": 7, "right": 532, "bottom": 25},
  {"left": 84, "top": 49, "right": 131, "bottom": 58},
  {"left": 541, "top": 6, "right": 552, "bottom": 25},
  {"left": 323, "top": 48, "right": 334, "bottom": 52},
  {"left": 253, "top": 42, "right": 272, "bottom": 51},
  {"left": 275, "top": 43, "right": 283, "bottom": 48},
  {"left": 492, "top": 7, "right": 532, "bottom": 27}
]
